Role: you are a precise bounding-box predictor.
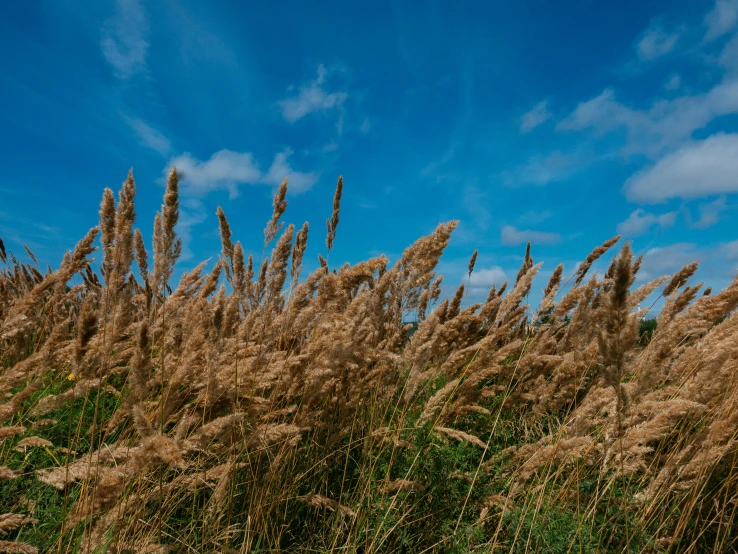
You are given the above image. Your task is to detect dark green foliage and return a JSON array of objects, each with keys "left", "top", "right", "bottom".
[{"left": 639, "top": 318, "right": 657, "bottom": 342}]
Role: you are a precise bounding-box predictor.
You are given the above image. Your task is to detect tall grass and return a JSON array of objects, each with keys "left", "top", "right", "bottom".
[{"left": 1, "top": 169, "right": 737, "bottom": 553}]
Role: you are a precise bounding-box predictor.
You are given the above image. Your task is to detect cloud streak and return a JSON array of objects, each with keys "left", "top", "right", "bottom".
[
  {"left": 520, "top": 100, "right": 551, "bottom": 133},
  {"left": 617, "top": 208, "right": 676, "bottom": 236},
  {"left": 127, "top": 117, "right": 172, "bottom": 156},
  {"left": 502, "top": 151, "right": 576, "bottom": 186},
  {"left": 278, "top": 64, "right": 348, "bottom": 123},
  {"left": 101, "top": 0, "right": 149, "bottom": 80}
]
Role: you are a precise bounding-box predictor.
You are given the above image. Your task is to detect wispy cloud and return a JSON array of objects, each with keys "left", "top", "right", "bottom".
[
  {"left": 167, "top": 148, "right": 317, "bottom": 198},
  {"left": 722, "top": 239, "right": 738, "bottom": 260},
  {"left": 636, "top": 22, "right": 681, "bottom": 60},
  {"left": 322, "top": 141, "right": 339, "bottom": 153},
  {"left": 278, "top": 64, "right": 348, "bottom": 123},
  {"left": 519, "top": 100, "right": 551, "bottom": 133},
  {"left": 127, "top": 117, "right": 172, "bottom": 156},
  {"left": 501, "top": 225, "right": 562, "bottom": 246},
  {"left": 261, "top": 148, "right": 319, "bottom": 193},
  {"left": 624, "top": 133, "right": 738, "bottom": 202},
  {"left": 557, "top": 89, "right": 631, "bottom": 135},
  {"left": 705, "top": 0, "right": 738, "bottom": 42},
  {"left": 0, "top": 212, "right": 63, "bottom": 258},
  {"left": 420, "top": 141, "right": 459, "bottom": 178},
  {"left": 517, "top": 209, "right": 553, "bottom": 226},
  {"left": 461, "top": 184, "right": 490, "bottom": 230},
  {"left": 718, "top": 33, "right": 738, "bottom": 76},
  {"left": 638, "top": 243, "right": 701, "bottom": 281},
  {"left": 557, "top": 81, "right": 738, "bottom": 158},
  {"left": 664, "top": 74, "right": 681, "bottom": 91},
  {"left": 101, "top": 0, "right": 149, "bottom": 80},
  {"left": 688, "top": 196, "right": 728, "bottom": 229},
  {"left": 502, "top": 151, "right": 576, "bottom": 186},
  {"left": 616, "top": 208, "right": 676, "bottom": 236}
]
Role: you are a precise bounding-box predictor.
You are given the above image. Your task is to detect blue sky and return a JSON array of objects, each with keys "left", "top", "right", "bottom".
[{"left": 1, "top": 0, "right": 738, "bottom": 305}]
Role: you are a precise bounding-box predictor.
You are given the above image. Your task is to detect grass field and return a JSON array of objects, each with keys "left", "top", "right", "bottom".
[{"left": 1, "top": 169, "right": 737, "bottom": 553}]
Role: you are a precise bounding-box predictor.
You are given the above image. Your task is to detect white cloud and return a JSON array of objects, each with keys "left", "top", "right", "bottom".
[
  {"left": 127, "top": 118, "right": 172, "bottom": 156},
  {"left": 664, "top": 74, "right": 681, "bottom": 91},
  {"left": 520, "top": 100, "right": 551, "bottom": 133},
  {"left": 624, "top": 133, "right": 738, "bottom": 202},
  {"left": 165, "top": 148, "right": 317, "bottom": 259},
  {"left": 501, "top": 225, "right": 562, "bottom": 246},
  {"left": 167, "top": 149, "right": 317, "bottom": 198},
  {"left": 638, "top": 243, "right": 701, "bottom": 281},
  {"left": 170, "top": 150, "right": 261, "bottom": 198},
  {"left": 360, "top": 118, "right": 372, "bottom": 134},
  {"left": 557, "top": 82, "right": 738, "bottom": 158},
  {"left": 637, "top": 23, "right": 681, "bottom": 60},
  {"left": 705, "top": 0, "right": 738, "bottom": 42},
  {"left": 616, "top": 208, "right": 677, "bottom": 236},
  {"left": 468, "top": 267, "right": 508, "bottom": 298},
  {"left": 278, "top": 64, "right": 348, "bottom": 123},
  {"left": 101, "top": 0, "right": 149, "bottom": 79}
]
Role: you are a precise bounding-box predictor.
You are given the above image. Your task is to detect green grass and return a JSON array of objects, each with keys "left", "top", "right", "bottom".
[{"left": 0, "top": 371, "right": 124, "bottom": 552}]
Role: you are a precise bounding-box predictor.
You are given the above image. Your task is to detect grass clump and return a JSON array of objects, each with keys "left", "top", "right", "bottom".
[{"left": 1, "top": 168, "right": 737, "bottom": 552}]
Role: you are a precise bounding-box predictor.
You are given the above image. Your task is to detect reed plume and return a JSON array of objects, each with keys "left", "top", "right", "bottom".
[
  {"left": 1, "top": 167, "right": 737, "bottom": 553},
  {"left": 264, "top": 178, "right": 288, "bottom": 248},
  {"left": 325, "top": 175, "right": 343, "bottom": 257}
]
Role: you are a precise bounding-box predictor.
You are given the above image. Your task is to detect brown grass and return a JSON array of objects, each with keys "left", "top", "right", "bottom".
[{"left": 0, "top": 169, "right": 737, "bottom": 552}]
